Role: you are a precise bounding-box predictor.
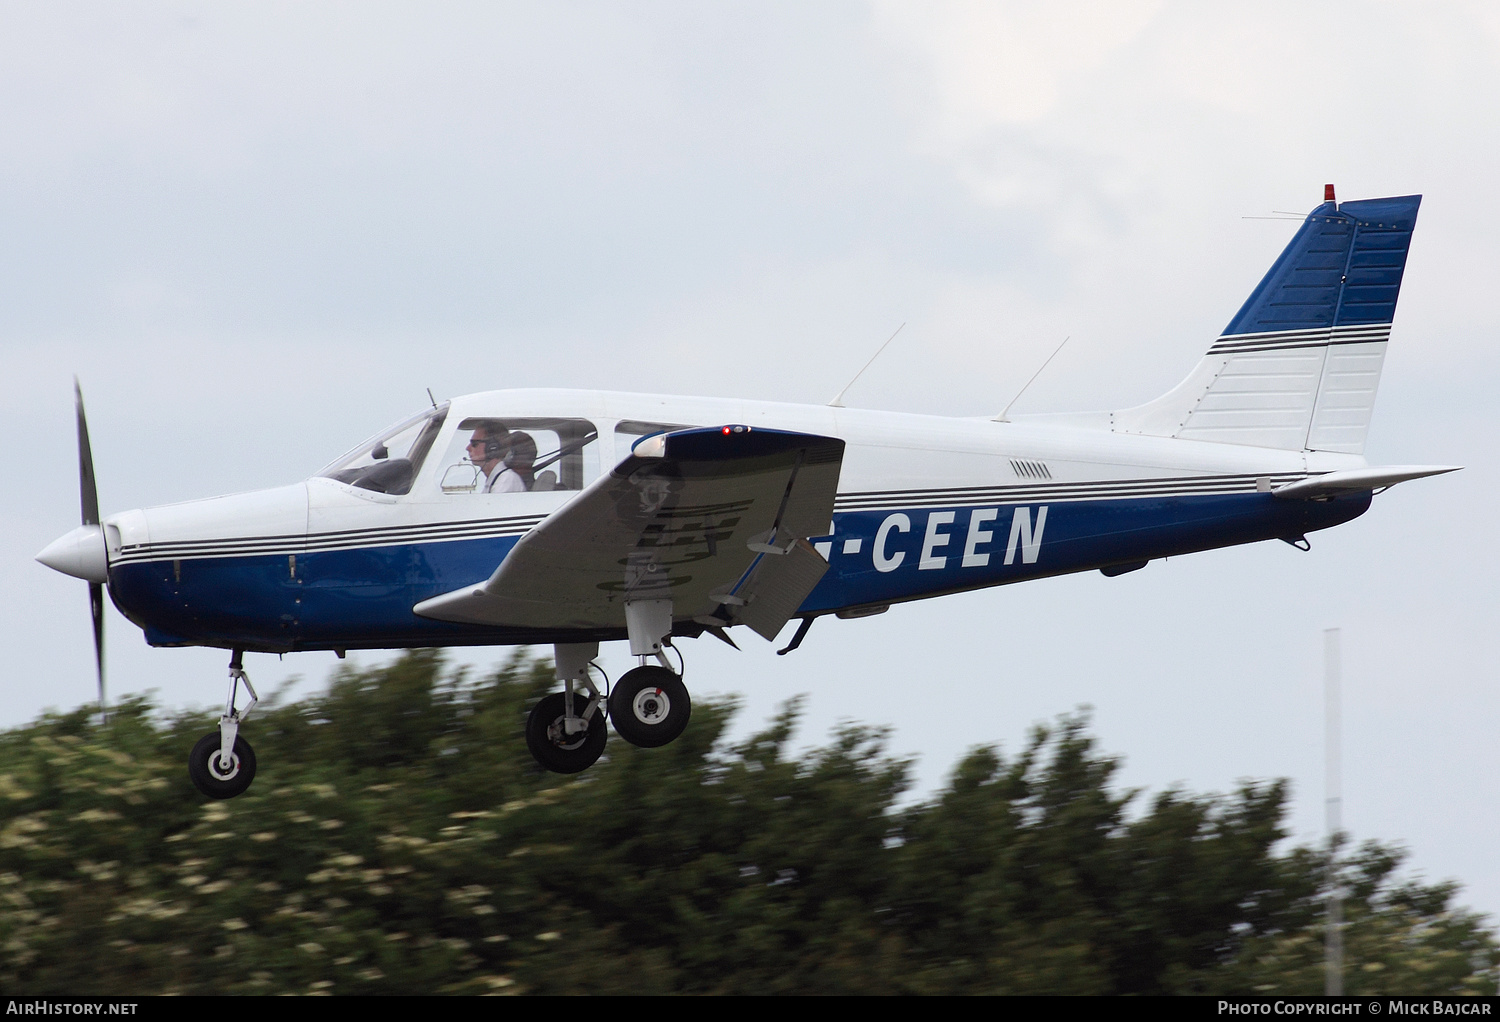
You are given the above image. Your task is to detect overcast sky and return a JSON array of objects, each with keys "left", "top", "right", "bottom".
[{"left": 6, "top": 2, "right": 1498, "bottom": 921}]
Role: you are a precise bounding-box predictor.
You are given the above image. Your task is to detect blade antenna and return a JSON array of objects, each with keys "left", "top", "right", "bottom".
[
  {"left": 996, "top": 336, "right": 1069, "bottom": 422},
  {"left": 829, "top": 323, "right": 905, "bottom": 408},
  {"left": 75, "top": 378, "right": 107, "bottom": 723}
]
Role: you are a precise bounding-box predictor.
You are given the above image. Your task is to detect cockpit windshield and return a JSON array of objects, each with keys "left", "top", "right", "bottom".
[{"left": 318, "top": 405, "right": 449, "bottom": 495}]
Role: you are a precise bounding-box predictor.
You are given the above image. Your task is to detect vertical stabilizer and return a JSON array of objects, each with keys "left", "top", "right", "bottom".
[{"left": 1112, "top": 192, "right": 1420, "bottom": 453}]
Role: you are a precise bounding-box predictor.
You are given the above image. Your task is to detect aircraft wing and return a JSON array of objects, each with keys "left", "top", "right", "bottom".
[
  {"left": 413, "top": 427, "right": 845, "bottom": 640},
  {"left": 1272, "top": 465, "right": 1460, "bottom": 500}
]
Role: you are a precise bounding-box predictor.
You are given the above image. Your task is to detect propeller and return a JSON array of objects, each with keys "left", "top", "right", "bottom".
[{"left": 74, "top": 377, "right": 107, "bottom": 723}]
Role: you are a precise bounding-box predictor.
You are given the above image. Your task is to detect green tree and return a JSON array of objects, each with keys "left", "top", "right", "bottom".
[
  {"left": 1210, "top": 841, "right": 1499, "bottom": 995},
  {"left": 0, "top": 650, "right": 1492, "bottom": 995}
]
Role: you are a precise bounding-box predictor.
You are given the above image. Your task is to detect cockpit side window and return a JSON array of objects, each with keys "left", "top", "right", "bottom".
[
  {"left": 319, "top": 406, "right": 449, "bottom": 495},
  {"left": 438, "top": 417, "right": 599, "bottom": 495}
]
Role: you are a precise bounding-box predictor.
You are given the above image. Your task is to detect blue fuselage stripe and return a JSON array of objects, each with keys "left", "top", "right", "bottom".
[{"left": 106, "top": 491, "right": 1371, "bottom": 652}]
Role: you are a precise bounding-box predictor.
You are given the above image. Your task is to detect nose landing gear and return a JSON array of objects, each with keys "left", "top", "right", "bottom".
[{"left": 187, "top": 650, "right": 259, "bottom": 799}]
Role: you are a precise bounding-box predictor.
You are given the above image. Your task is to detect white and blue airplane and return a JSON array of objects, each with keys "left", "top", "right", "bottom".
[{"left": 37, "top": 187, "right": 1456, "bottom": 797}]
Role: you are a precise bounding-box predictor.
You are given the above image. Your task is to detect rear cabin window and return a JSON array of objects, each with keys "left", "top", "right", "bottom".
[{"left": 438, "top": 417, "right": 599, "bottom": 494}]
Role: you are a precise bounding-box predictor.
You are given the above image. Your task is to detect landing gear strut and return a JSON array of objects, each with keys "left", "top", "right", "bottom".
[
  {"left": 607, "top": 598, "right": 692, "bottom": 748},
  {"left": 525, "top": 692, "right": 607, "bottom": 773},
  {"left": 526, "top": 643, "right": 608, "bottom": 774},
  {"left": 525, "top": 632, "right": 697, "bottom": 772},
  {"left": 187, "top": 650, "right": 258, "bottom": 799}
]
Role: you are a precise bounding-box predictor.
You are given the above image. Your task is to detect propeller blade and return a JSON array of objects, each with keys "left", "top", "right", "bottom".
[
  {"left": 76, "top": 379, "right": 106, "bottom": 722},
  {"left": 90, "top": 582, "right": 107, "bottom": 722},
  {"left": 74, "top": 377, "right": 99, "bottom": 527}
]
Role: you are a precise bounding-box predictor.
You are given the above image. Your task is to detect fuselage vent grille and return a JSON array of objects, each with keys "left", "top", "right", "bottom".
[{"left": 1010, "top": 459, "right": 1053, "bottom": 480}]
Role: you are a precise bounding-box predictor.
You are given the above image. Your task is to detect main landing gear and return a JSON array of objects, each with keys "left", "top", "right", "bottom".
[
  {"left": 527, "top": 603, "right": 695, "bottom": 774},
  {"left": 187, "top": 650, "right": 259, "bottom": 799},
  {"left": 608, "top": 665, "right": 690, "bottom": 749}
]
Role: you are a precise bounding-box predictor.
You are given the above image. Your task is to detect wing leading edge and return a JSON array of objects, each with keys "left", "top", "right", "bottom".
[{"left": 413, "top": 426, "right": 845, "bottom": 640}]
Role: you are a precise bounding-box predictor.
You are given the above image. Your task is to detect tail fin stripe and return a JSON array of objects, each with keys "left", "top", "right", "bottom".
[
  {"left": 1209, "top": 323, "right": 1390, "bottom": 344},
  {"left": 1208, "top": 324, "right": 1390, "bottom": 355}
]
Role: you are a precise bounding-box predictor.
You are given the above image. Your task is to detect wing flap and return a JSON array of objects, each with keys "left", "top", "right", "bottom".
[
  {"left": 414, "top": 426, "right": 844, "bottom": 632},
  {"left": 712, "top": 538, "right": 830, "bottom": 641}
]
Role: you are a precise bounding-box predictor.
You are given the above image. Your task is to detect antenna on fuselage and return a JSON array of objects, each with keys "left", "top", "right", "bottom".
[
  {"left": 828, "top": 322, "right": 905, "bottom": 408},
  {"left": 426, "top": 388, "right": 438, "bottom": 409},
  {"left": 995, "top": 336, "right": 1069, "bottom": 422}
]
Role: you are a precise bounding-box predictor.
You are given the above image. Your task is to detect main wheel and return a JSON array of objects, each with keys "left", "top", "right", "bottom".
[
  {"left": 526, "top": 693, "right": 607, "bottom": 774},
  {"left": 608, "top": 666, "right": 691, "bottom": 748},
  {"left": 188, "top": 732, "right": 258, "bottom": 799}
]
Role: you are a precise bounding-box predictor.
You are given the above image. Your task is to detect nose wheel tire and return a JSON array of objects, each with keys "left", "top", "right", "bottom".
[
  {"left": 608, "top": 666, "right": 691, "bottom": 748},
  {"left": 188, "top": 732, "right": 258, "bottom": 799},
  {"left": 526, "top": 693, "right": 607, "bottom": 774}
]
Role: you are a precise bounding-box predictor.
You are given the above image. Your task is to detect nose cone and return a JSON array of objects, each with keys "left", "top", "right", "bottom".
[{"left": 37, "top": 524, "right": 109, "bottom": 583}]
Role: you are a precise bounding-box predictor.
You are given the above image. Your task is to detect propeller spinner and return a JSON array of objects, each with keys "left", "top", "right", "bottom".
[{"left": 35, "top": 379, "right": 109, "bottom": 721}]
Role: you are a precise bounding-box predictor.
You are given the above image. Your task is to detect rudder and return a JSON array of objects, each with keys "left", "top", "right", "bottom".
[{"left": 1113, "top": 191, "right": 1421, "bottom": 453}]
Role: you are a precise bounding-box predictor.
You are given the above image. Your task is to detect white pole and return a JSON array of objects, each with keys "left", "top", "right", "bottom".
[{"left": 1325, "top": 627, "right": 1344, "bottom": 996}]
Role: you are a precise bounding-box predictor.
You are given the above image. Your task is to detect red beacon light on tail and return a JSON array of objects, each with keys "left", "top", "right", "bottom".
[{"left": 1325, "top": 183, "right": 1336, "bottom": 202}]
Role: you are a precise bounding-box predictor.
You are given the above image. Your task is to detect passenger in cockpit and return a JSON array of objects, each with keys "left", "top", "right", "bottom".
[
  {"left": 497, "top": 431, "right": 537, "bottom": 491},
  {"left": 467, "top": 422, "right": 536, "bottom": 493}
]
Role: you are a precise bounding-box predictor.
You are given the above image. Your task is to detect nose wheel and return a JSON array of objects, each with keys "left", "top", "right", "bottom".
[
  {"left": 608, "top": 665, "right": 691, "bottom": 748},
  {"left": 188, "top": 650, "right": 259, "bottom": 799},
  {"left": 188, "top": 732, "right": 257, "bottom": 799}
]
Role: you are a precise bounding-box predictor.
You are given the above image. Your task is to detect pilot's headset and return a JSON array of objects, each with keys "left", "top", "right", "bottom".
[{"left": 475, "top": 423, "right": 510, "bottom": 462}]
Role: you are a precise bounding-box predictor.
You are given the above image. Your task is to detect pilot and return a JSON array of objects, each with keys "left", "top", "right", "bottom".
[
  {"left": 467, "top": 422, "right": 521, "bottom": 494},
  {"left": 467, "top": 423, "right": 535, "bottom": 493}
]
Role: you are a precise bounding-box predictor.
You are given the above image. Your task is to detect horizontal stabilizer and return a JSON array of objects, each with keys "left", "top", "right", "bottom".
[{"left": 1272, "top": 465, "right": 1460, "bottom": 500}]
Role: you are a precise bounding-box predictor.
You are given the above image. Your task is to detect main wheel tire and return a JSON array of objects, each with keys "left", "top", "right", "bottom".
[
  {"left": 608, "top": 666, "right": 691, "bottom": 748},
  {"left": 525, "top": 693, "right": 607, "bottom": 774},
  {"left": 188, "top": 732, "right": 258, "bottom": 799}
]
